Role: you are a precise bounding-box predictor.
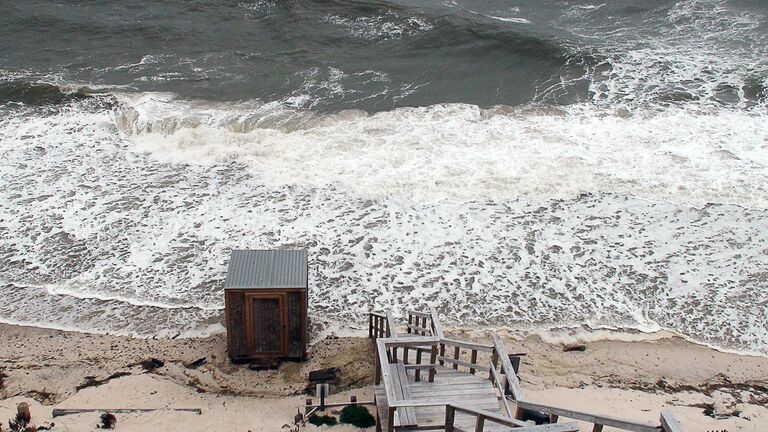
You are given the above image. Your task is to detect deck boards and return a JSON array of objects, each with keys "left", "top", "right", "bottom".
[{"left": 375, "top": 365, "right": 501, "bottom": 431}]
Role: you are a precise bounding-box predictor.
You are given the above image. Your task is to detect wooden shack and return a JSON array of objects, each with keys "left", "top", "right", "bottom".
[{"left": 224, "top": 249, "right": 308, "bottom": 364}]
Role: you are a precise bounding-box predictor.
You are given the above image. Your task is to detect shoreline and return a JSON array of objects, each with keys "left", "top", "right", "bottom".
[
  {"left": 2, "top": 323, "right": 767, "bottom": 431},
  {"left": 4, "top": 316, "right": 767, "bottom": 360}
]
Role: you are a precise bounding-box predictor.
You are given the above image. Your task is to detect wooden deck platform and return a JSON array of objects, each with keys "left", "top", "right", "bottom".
[
  {"left": 367, "top": 308, "right": 685, "bottom": 432},
  {"left": 375, "top": 366, "right": 501, "bottom": 431}
]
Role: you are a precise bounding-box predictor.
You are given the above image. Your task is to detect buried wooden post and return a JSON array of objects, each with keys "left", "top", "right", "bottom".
[
  {"left": 592, "top": 424, "right": 604, "bottom": 432},
  {"left": 305, "top": 398, "right": 312, "bottom": 414},
  {"left": 350, "top": 395, "right": 357, "bottom": 403}
]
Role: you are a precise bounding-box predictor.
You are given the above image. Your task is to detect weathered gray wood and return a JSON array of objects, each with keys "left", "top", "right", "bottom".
[
  {"left": 440, "top": 338, "right": 494, "bottom": 352},
  {"left": 660, "top": 409, "right": 686, "bottom": 432},
  {"left": 386, "top": 311, "right": 398, "bottom": 337},
  {"left": 489, "top": 362, "right": 513, "bottom": 418},
  {"left": 377, "top": 339, "right": 398, "bottom": 404},
  {"left": 407, "top": 323, "right": 432, "bottom": 333},
  {"left": 379, "top": 336, "right": 439, "bottom": 347},
  {"left": 492, "top": 332, "right": 524, "bottom": 400},
  {"left": 391, "top": 362, "right": 417, "bottom": 427},
  {"left": 516, "top": 400, "right": 661, "bottom": 432},
  {"left": 437, "top": 356, "right": 489, "bottom": 373},
  {"left": 404, "top": 363, "right": 438, "bottom": 370},
  {"left": 430, "top": 307, "right": 444, "bottom": 338},
  {"left": 407, "top": 310, "right": 431, "bottom": 319}
]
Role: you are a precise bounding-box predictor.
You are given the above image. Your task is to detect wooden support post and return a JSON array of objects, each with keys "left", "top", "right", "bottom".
[
  {"left": 350, "top": 395, "right": 357, "bottom": 403},
  {"left": 369, "top": 314, "right": 373, "bottom": 338},
  {"left": 305, "top": 398, "right": 312, "bottom": 414},
  {"left": 592, "top": 424, "right": 604, "bottom": 432},
  {"left": 490, "top": 349, "right": 499, "bottom": 382},
  {"left": 415, "top": 348, "right": 423, "bottom": 382},
  {"left": 429, "top": 344, "right": 438, "bottom": 382},
  {"left": 387, "top": 407, "right": 395, "bottom": 432},
  {"left": 550, "top": 414, "right": 559, "bottom": 423},
  {"left": 474, "top": 415, "right": 485, "bottom": 432},
  {"left": 445, "top": 405, "right": 456, "bottom": 432},
  {"left": 407, "top": 314, "right": 413, "bottom": 334},
  {"left": 453, "top": 346, "right": 460, "bottom": 370},
  {"left": 515, "top": 407, "right": 524, "bottom": 420},
  {"left": 470, "top": 349, "right": 478, "bottom": 375},
  {"left": 439, "top": 343, "right": 446, "bottom": 366}
]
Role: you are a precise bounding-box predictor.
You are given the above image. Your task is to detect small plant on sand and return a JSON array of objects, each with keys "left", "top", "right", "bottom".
[
  {"left": 97, "top": 413, "right": 117, "bottom": 429},
  {"left": 307, "top": 413, "right": 337, "bottom": 427},
  {"left": 339, "top": 405, "right": 375, "bottom": 428}
]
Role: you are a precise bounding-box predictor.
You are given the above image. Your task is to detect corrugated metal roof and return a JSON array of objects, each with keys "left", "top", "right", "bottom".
[{"left": 224, "top": 249, "right": 308, "bottom": 289}]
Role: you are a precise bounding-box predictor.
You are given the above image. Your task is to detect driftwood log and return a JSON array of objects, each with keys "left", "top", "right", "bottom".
[{"left": 52, "top": 408, "right": 201, "bottom": 418}]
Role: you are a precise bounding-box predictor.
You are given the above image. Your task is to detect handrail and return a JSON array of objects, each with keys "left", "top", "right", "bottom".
[
  {"left": 660, "top": 410, "right": 685, "bottom": 432},
  {"left": 440, "top": 337, "right": 494, "bottom": 352},
  {"left": 492, "top": 332, "right": 524, "bottom": 400},
  {"left": 429, "top": 307, "right": 444, "bottom": 338},
  {"left": 489, "top": 361, "right": 513, "bottom": 418},
  {"left": 516, "top": 400, "right": 661, "bottom": 432},
  {"left": 446, "top": 404, "right": 580, "bottom": 432}
]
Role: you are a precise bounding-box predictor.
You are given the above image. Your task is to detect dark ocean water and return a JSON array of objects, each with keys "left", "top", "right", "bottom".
[{"left": 1, "top": 0, "right": 767, "bottom": 353}]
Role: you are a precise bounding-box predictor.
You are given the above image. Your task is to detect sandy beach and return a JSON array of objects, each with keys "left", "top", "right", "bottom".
[{"left": 1, "top": 323, "right": 766, "bottom": 431}]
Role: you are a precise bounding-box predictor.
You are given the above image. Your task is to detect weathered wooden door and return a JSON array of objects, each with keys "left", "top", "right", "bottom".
[{"left": 245, "top": 293, "right": 287, "bottom": 356}]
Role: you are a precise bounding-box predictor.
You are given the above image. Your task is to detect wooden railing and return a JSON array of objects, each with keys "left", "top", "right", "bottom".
[
  {"left": 439, "top": 338, "right": 496, "bottom": 377},
  {"left": 370, "top": 312, "right": 687, "bottom": 432},
  {"left": 369, "top": 311, "right": 398, "bottom": 339},
  {"left": 445, "top": 404, "right": 579, "bottom": 432}
]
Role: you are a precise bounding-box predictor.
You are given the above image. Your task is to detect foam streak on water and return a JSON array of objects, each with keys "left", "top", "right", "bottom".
[{"left": 1, "top": 97, "right": 767, "bottom": 353}]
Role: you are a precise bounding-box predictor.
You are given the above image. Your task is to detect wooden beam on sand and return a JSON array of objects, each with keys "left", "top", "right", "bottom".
[{"left": 52, "top": 408, "right": 202, "bottom": 417}]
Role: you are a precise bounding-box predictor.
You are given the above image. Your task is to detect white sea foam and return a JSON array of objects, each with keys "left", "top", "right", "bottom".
[
  {"left": 113, "top": 94, "right": 768, "bottom": 208},
  {"left": 1, "top": 95, "right": 768, "bottom": 353}
]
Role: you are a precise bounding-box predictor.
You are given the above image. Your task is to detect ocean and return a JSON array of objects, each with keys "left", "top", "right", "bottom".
[{"left": 0, "top": 0, "right": 767, "bottom": 354}]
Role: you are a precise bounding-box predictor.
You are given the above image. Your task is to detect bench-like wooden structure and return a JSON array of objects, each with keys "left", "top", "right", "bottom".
[{"left": 369, "top": 308, "right": 687, "bottom": 432}]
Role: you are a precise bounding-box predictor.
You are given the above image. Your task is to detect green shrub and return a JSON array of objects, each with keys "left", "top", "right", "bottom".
[
  {"left": 308, "top": 413, "right": 337, "bottom": 427},
  {"left": 339, "top": 404, "right": 375, "bottom": 428}
]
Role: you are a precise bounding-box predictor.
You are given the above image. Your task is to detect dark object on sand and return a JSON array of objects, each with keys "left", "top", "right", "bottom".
[
  {"left": 185, "top": 357, "right": 207, "bottom": 369},
  {"left": 309, "top": 368, "right": 340, "bottom": 384},
  {"left": 562, "top": 344, "right": 587, "bottom": 352},
  {"left": 98, "top": 413, "right": 116, "bottom": 429},
  {"left": 0, "top": 371, "right": 7, "bottom": 389},
  {"left": 339, "top": 404, "right": 376, "bottom": 428},
  {"left": 140, "top": 358, "right": 165, "bottom": 370},
  {"left": 225, "top": 250, "right": 309, "bottom": 365},
  {"left": 76, "top": 372, "right": 132, "bottom": 391},
  {"left": 8, "top": 402, "right": 32, "bottom": 432},
  {"left": 305, "top": 367, "right": 340, "bottom": 395},
  {"left": 307, "top": 414, "right": 337, "bottom": 427},
  {"left": 518, "top": 408, "right": 551, "bottom": 425},
  {"left": 508, "top": 353, "right": 526, "bottom": 374}
]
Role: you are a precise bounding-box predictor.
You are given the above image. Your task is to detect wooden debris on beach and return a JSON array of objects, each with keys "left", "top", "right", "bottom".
[
  {"left": 52, "top": 408, "right": 202, "bottom": 418},
  {"left": 75, "top": 372, "right": 131, "bottom": 391},
  {"left": 562, "top": 343, "right": 587, "bottom": 352},
  {"left": 139, "top": 358, "right": 165, "bottom": 371},
  {"left": 305, "top": 367, "right": 340, "bottom": 395},
  {"left": 184, "top": 357, "right": 207, "bottom": 369}
]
